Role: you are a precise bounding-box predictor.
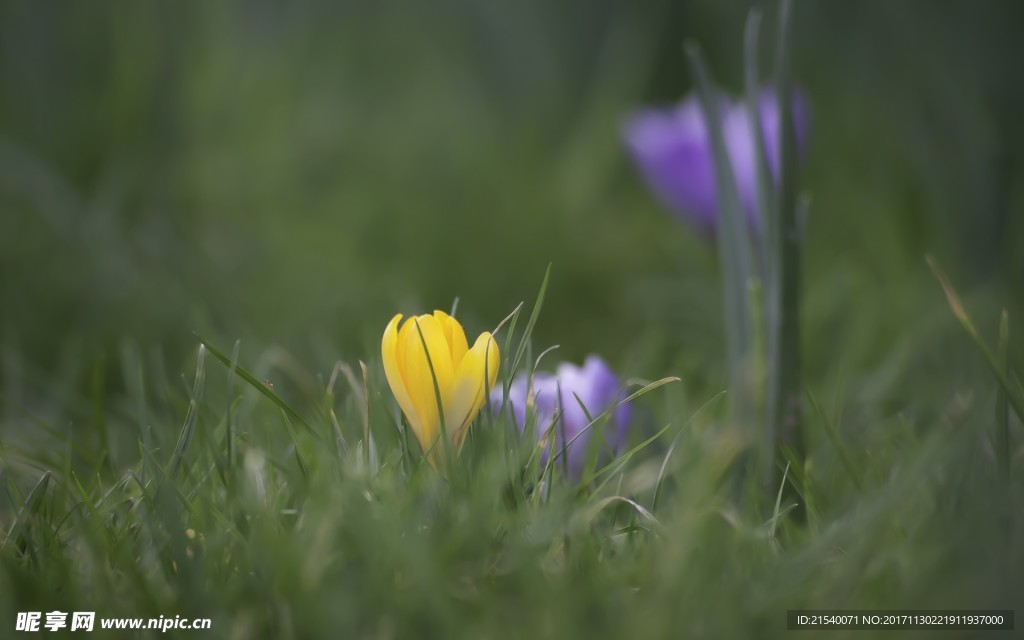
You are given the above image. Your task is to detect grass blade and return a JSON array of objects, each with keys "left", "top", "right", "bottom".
[
  {"left": 579, "top": 495, "right": 661, "bottom": 537},
  {"left": 3, "top": 471, "right": 50, "bottom": 553},
  {"left": 198, "top": 335, "right": 318, "bottom": 439},
  {"left": 744, "top": 8, "right": 773, "bottom": 275},
  {"left": 686, "top": 45, "right": 755, "bottom": 382},
  {"left": 590, "top": 422, "right": 675, "bottom": 490},
  {"left": 768, "top": 460, "right": 791, "bottom": 550},
  {"left": 506, "top": 264, "right": 552, "bottom": 396},
  {"left": 170, "top": 344, "right": 206, "bottom": 475},
  {"left": 996, "top": 310, "right": 1010, "bottom": 483},
  {"left": 927, "top": 257, "right": 1024, "bottom": 422},
  {"left": 226, "top": 340, "right": 240, "bottom": 471},
  {"left": 765, "top": 0, "right": 804, "bottom": 489},
  {"left": 805, "top": 387, "right": 862, "bottom": 491},
  {"left": 745, "top": 8, "right": 777, "bottom": 483},
  {"left": 652, "top": 390, "right": 728, "bottom": 512},
  {"left": 560, "top": 377, "right": 680, "bottom": 469}
]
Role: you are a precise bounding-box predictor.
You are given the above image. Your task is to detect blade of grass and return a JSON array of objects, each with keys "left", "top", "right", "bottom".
[
  {"left": 395, "top": 413, "right": 413, "bottom": 477},
  {"left": 512, "top": 343, "right": 563, "bottom": 466},
  {"left": 549, "top": 376, "right": 681, "bottom": 478},
  {"left": 325, "top": 362, "right": 348, "bottom": 460},
  {"left": 491, "top": 301, "right": 525, "bottom": 424},
  {"left": 768, "top": 460, "right": 791, "bottom": 550},
  {"left": 169, "top": 344, "right": 207, "bottom": 475},
  {"left": 69, "top": 470, "right": 99, "bottom": 517},
  {"left": 497, "top": 302, "right": 524, "bottom": 378},
  {"left": 280, "top": 410, "right": 309, "bottom": 480},
  {"left": 927, "top": 257, "right": 1024, "bottom": 422},
  {"left": 226, "top": 340, "right": 240, "bottom": 471},
  {"left": 590, "top": 422, "right": 675, "bottom": 491},
  {"left": 198, "top": 335, "right": 319, "bottom": 440},
  {"left": 3, "top": 471, "right": 50, "bottom": 553},
  {"left": 686, "top": 45, "right": 755, "bottom": 383},
  {"left": 744, "top": 8, "right": 774, "bottom": 277},
  {"left": 745, "top": 8, "right": 778, "bottom": 485},
  {"left": 339, "top": 360, "right": 371, "bottom": 451},
  {"left": 652, "top": 390, "right": 728, "bottom": 512},
  {"left": 766, "top": 0, "right": 804, "bottom": 487},
  {"left": 2, "top": 460, "right": 22, "bottom": 509},
  {"left": 571, "top": 390, "right": 605, "bottom": 482},
  {"left": 805, "top": 387, "right": 862, "bottom": 491},
  {"left": 506, "top": 264, "right": 552, "bottom": 399},
  {"left": 537, "top": 408, "right": 568, "bottom": 492},
  {"left": 91, "top": 352, "right": 114, "bottom": 474},
  {"left": 578, "top": 495, "right": 662, "bottom": 538},
  {"left": 120, "top": 341, "right": 151, "bottom": 453},
  {"left": 0, "top": 394, "right": 103, "bottom": 470},
  {"left": 359, "top": 361, "right": 371, "bottom": 452},
  {"left": 996, "top": 310, "right": 1009, "bottom": 484}
]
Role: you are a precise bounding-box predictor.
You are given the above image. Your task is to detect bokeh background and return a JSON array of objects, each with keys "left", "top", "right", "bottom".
[{"left": 2, "top": 0, "right": 1023, "bottom": 424}]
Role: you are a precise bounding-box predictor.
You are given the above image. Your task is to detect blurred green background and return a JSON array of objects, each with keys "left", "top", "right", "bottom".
[
  {"left": 1, "top": 3, "right": 1023, "bottom": 636},
  {"left": 1, "top": 0, "right": 1022, "bottom": 412}
]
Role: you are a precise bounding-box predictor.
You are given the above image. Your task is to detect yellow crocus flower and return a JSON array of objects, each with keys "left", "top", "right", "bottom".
[{"left": 381, "top": 311, "right": 499, "bottom": 460}]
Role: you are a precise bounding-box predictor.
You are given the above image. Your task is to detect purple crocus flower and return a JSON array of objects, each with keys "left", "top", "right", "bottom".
[
  {"left": 622, "top": 89, "right": 809, "bottom": 233},
  {"left": 490, "top": 355, "right": 631, "bottom": 476}
]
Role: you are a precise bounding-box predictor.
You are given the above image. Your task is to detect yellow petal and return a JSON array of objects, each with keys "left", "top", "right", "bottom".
[
  {"left": 448, "top": 332, "right": 500, "bottom": 447},
  {"left": 433, "top": 310, "right": 469, "bottom": 367},
  {"left": 401, "top": 314, "right": 456, "bottom": 450},
  {"left": 382, "top": 314, "right": 423, "bottom": 438}
]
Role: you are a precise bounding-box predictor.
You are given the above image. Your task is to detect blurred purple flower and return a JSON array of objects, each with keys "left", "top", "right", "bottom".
[
  {"left": 490, "top": 355, "right": 631, "bottom": 476},
  {"left": 622, "top": 89, "right": 809, "bottom": 233}
]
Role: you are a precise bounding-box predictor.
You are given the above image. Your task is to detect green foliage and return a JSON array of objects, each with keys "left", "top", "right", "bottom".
[
  {"left": 1, "top": 327, "right": 1021, "bottom": 638},
  {"left": 1, "top": 1, "right": 1023, "bottom": 638}
]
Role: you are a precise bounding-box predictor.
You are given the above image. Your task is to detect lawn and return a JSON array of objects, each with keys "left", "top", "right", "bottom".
[{"left": 0, "top": 1, "right": 1021, "bottom": 638}]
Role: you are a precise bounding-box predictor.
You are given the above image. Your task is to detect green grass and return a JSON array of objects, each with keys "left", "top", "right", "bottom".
[
  {"left": 1, "top": 280, "right": 1021, "bottom": 638},
  {"left": 1, "top": 1, "right": 1023, "bottom": 638}
]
